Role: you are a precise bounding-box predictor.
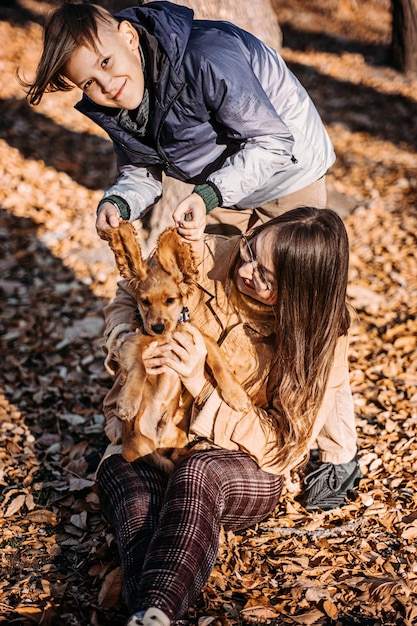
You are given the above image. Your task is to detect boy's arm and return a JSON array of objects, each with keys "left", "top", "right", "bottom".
[
  {"left": 182, "top": 33, "right": 333, "bottom": 208},
  {"left": 204, "top": 94, "right": 294, "bottom": 208},
  {"left": 96, "top": 164, "right": 163, "bottom": 238},
  {"left": 179, "top": 45, "right": 293, "bottom": 208}
]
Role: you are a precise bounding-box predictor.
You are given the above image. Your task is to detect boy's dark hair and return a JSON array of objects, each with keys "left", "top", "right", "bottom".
[{"left": 19, "top": 1, "right": 118, "bottom": 105}]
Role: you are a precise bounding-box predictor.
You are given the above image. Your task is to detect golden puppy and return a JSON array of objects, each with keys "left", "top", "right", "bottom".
[{"left": 105, "top": 222, "right": 249, "bottom": 472}]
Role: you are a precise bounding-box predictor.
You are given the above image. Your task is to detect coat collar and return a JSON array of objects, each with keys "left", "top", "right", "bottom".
[{"left": 197, "top": 236, "right": 276, "bottom": 338}]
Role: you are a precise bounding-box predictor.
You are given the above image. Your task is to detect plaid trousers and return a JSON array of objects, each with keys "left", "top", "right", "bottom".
[{"left": 97, "top": 450, "right": 283, "bottom": 620}]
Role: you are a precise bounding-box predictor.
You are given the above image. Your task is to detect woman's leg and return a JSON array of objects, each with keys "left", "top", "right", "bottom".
[
  {"left": 205, "top": 207, "right": 253, "bottom": 236},
  {"left": 136, "top": 450, "right": 283, "bottom": 621},
  {"left": 96, "top": 455, "right": 169, "bottom": 612}
]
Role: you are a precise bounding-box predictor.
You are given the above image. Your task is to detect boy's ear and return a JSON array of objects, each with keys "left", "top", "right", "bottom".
[{"left": 118, "top": 20, "right": 139, "bottom": 50}]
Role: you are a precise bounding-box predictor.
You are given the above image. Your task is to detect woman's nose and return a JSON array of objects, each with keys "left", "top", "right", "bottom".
[{"left": 239, "top": 261, "right": 254, "bottom": 280}]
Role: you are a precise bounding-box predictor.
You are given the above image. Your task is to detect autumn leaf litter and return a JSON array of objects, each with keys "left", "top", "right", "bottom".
[{"left": 0, "top": 0, "right": 417, "bottom": 624}]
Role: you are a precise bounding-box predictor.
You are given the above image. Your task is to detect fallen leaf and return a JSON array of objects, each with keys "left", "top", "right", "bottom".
[{"left": 98, "top": 566, "right": 123, "bottom": 608}]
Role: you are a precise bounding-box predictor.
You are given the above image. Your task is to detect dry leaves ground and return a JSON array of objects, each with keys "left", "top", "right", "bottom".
[{"left": 1, "top": 0, "right": 417, "bottom": 624}]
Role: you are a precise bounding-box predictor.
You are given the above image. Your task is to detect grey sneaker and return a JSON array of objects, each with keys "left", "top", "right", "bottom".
[
  {"left": 127, "top": 609, "right": 171, "bottom": 626},
  {"left": 303, "top": 455, "right": 362, "bottom": 511}
]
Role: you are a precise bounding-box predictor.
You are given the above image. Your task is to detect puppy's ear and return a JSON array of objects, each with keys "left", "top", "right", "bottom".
[
  {"left": 156, "top": 228, "right": 198, "bottom": 288},
  {"left": 104, "top": 222, "right": 147, "bottom": 281}
]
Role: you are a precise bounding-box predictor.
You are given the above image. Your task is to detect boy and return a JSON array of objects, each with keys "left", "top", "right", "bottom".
[{"left": 24, "top": 0, "right": 334, "bottom": 243}]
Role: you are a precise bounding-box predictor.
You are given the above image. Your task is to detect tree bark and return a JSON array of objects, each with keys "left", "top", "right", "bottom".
[
  {"left": 176, "top": 0, "right": 282, "bottom": 49},
  {"left": 391, "top": 0, "right": 417, "bottom": 73}
]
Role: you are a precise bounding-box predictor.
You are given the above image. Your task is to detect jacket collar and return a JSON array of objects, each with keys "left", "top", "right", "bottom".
[{"left": 115, "top": 2, "right": 194, "bottom": 73}]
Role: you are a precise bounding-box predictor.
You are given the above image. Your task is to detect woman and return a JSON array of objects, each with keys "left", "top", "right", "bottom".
[{"left": 98, "top": 207, "right": 360, "bottom": 626}]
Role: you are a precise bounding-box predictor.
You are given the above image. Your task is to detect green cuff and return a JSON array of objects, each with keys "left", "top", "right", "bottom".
[
  {"left": 98, "top": 195, "right": 130, "bottom": 220},
  {"left": 193, "top": 183, "right": 222, "bottom": 214}
]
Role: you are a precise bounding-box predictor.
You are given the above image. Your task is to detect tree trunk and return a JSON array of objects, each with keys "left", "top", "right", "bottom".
[
  {"left": 176, "top": 0, "right": 282, "bottom": 49},
  {"left": 391, "top": 0, "right": 417, "bottom": 73}
]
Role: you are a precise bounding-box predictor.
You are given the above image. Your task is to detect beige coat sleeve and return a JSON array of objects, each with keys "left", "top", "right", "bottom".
[{"left": 102, "top": 281, "right": 138, "bottom": 374}]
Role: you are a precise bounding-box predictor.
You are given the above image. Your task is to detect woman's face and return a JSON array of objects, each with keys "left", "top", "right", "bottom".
[{"left": 236, "top": 231, "right": 278, "bottom": 305}]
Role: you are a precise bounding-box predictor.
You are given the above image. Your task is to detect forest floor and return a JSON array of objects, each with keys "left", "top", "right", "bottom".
[{"left": 1, "top": 0, "right": 417, "bottom": 624}]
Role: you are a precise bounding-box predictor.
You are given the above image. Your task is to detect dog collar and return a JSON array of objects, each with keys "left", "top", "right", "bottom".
[{"left": 178, "top": 306, "right": 190, "bottom": 323}]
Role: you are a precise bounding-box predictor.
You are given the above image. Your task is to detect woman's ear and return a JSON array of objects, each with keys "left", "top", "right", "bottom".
[{"left": 118, "top": 20, "right": 139, "bottom": 50}]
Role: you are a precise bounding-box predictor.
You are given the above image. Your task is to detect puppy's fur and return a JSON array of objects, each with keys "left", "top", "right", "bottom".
[{"left": 105, "top": 222, "right": 249, "bottom": 472}]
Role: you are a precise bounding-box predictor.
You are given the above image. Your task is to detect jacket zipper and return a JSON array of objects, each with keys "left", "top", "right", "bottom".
[
  {"left": 111, "top": 84, "right": 188, "bottom": 179},
  {"left": 155, "top": 83, "right": 187, "bottom": 178}
]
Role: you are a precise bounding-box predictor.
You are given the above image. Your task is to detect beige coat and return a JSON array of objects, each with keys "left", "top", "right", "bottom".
[{"left": 101, "top": 235, "right": 356, "bottom": 475}]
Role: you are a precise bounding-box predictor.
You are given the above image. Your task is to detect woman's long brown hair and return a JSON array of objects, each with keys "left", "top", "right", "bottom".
[{"left": 229, "top": 207, "right": 350, "bottom": 473}]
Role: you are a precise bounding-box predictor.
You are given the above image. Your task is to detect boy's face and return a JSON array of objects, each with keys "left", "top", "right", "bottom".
[{"left": 64, "top": 20, "right": 145, "bottom": 110}]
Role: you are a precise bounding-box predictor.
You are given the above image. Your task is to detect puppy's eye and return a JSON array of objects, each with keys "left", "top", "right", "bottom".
[
  {"left": 141, "top": 298, "right": 151, "bottom": 308},
  {"left": 165, "top": 298, "right": 176, "bottom": 305}
]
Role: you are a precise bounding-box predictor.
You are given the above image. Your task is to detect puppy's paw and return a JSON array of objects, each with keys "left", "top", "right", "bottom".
[
  {"left": 220, "top": 386, "right": 251, "bottom": 412},
  {"left": 122, "top": 445, "right": 140, "bottom": 462},
  {"left": 117, "top": 396, "right": 139, "bottom": 421}
]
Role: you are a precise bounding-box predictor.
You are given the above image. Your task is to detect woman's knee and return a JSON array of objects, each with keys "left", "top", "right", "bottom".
[{"left": 172, "top": 450, "right": 227, "bottom": 484}]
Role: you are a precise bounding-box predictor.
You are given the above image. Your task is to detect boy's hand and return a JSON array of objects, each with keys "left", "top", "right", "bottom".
[
  {"left": 96, "top": 202, "right": 122, "bottom": 239},
  {"left": 173, "top": 193, "right": 207, "bottom": 241}
]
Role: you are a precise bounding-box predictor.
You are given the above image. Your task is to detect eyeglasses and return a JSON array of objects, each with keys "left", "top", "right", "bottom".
[{"left": 239, "top": 233, "right": 277, "bottom": 292}]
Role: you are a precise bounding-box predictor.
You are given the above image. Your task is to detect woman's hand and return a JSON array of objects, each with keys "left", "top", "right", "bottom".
[
  {"left": 141, "top": 340, "right": 174, "bottom": 376},
  {"left": 162, "top": 325, "right": 209, "bottom": 397}
]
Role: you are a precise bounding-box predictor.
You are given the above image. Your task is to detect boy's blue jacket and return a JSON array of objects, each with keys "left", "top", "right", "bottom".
[{"left": 75, "top": 1, "right": 335, "bottom": 221}]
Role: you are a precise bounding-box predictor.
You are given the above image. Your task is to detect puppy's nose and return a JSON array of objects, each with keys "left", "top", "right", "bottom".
[{"left": 151, "top": 323, "right": 165, "bottom": 335}]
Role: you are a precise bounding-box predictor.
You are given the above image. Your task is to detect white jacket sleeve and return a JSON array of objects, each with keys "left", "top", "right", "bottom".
[
  {"left": 187, "top": 33, "right": 332, "bottom": 205},
  {"left": 208, "top": 135, "right": 294, "bottom": 206},
  {"left": 204, "top": 68, "right": 295, "bottom": 206},
  {"left": 101, "top": 165, "right": 163, "bottom": 221}
]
